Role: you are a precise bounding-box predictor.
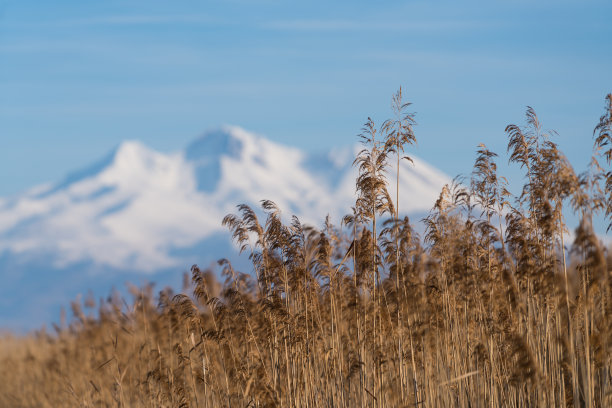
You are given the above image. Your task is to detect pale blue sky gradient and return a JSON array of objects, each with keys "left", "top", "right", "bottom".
[{"left": 1, "top": 0, "right": 611, "bottom": 199}]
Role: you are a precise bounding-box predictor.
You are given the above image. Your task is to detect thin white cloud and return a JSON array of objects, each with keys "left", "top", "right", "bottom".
[
  {"left": 4, "top": 14, "right": 224, "bottom": 29},
  {"left": 6, "top": 13, "right": 494, "bottom": 32},
  {"left": 261, "top": 19, "right": 497, "bottom": 32},
  {"left": 67, "top": 15, "right": 220, "bottom": 26}
]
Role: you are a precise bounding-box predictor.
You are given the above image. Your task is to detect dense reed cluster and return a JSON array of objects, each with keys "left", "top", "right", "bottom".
[{"left": 1, "top": 91, "right": 610, "bottom": 408}]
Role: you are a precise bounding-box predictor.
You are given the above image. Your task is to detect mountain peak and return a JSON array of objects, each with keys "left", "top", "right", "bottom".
[
  {"left": 110, "top": 139, "right": 158, "bottom": 171},
  {"left": 184, "top": 126, "right": 279, "bottom": 192},
  {"left": 114, "top": 139, "right": 150, "bottom": 158},
  {"left": 185, "top": 126, "right": 253, "bottom": 162}
]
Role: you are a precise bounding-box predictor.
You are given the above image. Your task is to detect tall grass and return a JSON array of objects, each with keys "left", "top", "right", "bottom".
[{"left": 1, "top": 92, "right": 610, "bottom": 408}]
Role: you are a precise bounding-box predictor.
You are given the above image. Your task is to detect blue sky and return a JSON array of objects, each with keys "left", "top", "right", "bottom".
[{"left": 1, "top": 0, "right": 611, "bottom": 198}]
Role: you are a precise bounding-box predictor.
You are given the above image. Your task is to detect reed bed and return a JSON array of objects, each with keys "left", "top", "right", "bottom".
[{"left": 1, "top": 91, "right": 610, "bottom": 408}]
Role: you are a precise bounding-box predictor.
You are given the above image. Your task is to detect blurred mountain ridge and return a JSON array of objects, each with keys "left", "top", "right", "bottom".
[{"left": 0, "top": 125, "right": 450, "bottom": 330}]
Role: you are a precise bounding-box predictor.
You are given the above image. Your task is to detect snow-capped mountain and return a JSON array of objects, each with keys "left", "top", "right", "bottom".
[{"left": 0, "top": 126, "right": 450, "bottom": 330}]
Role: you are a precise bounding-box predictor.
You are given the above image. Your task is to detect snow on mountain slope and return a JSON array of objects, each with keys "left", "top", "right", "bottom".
[
  {"left": 0, "top": 141, "right": 219, "bottom": 271},
  {"left": 0, "top": 126, "right": 450, "bottom": 274}
]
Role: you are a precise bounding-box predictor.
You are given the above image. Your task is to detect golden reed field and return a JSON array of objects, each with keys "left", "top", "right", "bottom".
[{"left": 1, "top": 90, "right": 610, "bottom": 407}]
